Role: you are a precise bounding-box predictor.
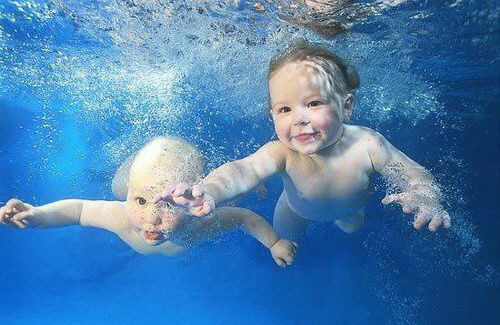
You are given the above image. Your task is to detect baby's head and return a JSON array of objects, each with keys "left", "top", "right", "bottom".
[
  {"left": 125, "top": 137, "right": 204, "bottom": 245},
  {"left": 268, "top": 40, "right": 360, "bottom": 155}
]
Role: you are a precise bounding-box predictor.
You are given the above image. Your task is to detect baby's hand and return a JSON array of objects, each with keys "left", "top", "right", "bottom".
[
  {"left": 382, "top": 191, "right": 451, "bottom": 232},
  {"left": 154, "top": 183, "right": 215, "bottom": 217},
  {"left": 0, "top": 198, "right": 42, "bottom": 229},
  {"left": 270, "top": 239, "right": 298, "bottom": 267}
]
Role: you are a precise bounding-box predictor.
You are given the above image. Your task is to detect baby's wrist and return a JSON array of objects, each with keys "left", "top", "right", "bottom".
[
  {"left": 268, "top": 237, "right": 281, "bottom": 250},
  {"left": 408, "top": 183, "right": 440, "bottom": 198}
]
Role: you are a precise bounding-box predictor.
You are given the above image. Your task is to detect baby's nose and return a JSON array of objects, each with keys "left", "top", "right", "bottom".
[
  {"left": 293, "top": 107, "right": 311, "bottom": 125},
  {"left": 144, "top": 207, "right": 163, "bottom": 225},
  {"left": 294, "top": 111, "right": 310, "bottom": 126},
  {"left": 144, "top": 214, "right": 161, "bottom": 226}
]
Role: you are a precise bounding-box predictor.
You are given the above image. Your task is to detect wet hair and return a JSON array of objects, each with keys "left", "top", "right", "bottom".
[{"left": 268, "top": 39, "right": 360, "bottom": 98}]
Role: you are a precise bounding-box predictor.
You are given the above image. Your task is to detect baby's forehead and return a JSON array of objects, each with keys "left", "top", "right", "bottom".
[
  {"left": 130, "top": 168, "right": 183, "bottom": 185},
  {"left": 127, "top": 187, "right": 155, "bottom": 199},
  {"left": 272, "top": 61, "right": 331, "bottom": 90},
  {"left": 274, "top": 61, "right": 330, "bottom": 84},
  {"left": 127, "top": 179, "right": 179, "bottom": 202},
  {"left": 129, "top": 176, "right": 164, "bottom": 192},
  {"left": 277, "top": 60, "right": 320, "bottom": 74}
]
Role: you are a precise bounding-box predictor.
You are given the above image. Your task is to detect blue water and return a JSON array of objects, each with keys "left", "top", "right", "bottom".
[{"left": 0, "top": 0, "right": 498, "bottom": 323}]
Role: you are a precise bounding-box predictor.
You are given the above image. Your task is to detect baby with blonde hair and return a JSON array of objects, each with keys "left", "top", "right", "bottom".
[
  {"left": 0, "top": 137, "right": 297, "bottom": 266},
  {"left": 158, "top": 41, "right": 450, "bottom": 238}
]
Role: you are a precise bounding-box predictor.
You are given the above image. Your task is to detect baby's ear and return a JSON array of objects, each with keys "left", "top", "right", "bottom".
[{"left": 343, "top": 94, "right": 355, "bottom": 121}]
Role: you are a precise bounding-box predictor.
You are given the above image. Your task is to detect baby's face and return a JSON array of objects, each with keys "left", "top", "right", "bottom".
[
  {"left": 269, "top": 62, "right": 346, "bottom": 155},
  {"left": 125, "top": 180, "right": 188, "bottom": 246}
]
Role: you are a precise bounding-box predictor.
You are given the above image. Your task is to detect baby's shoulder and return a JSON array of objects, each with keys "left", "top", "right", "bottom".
[
  {"left": 345, "top": 125, "right": 385, "bottom": 146},
  {"left": 254, "top": 140, "right": 293, "bottom": 160},
  {"left": 260, "top": 140, "right": 289, "bottom": 152},
  {"left": 345, "top": 124, "right": 380, "bottom": 137},
  {"left": 102, "top": 201, "right": 130, "bottom": 231}
]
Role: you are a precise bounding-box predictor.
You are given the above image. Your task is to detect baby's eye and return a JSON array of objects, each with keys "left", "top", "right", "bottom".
[
  {"left": 278, "top": 106, "right": 291, "bottom": 113},
  {"left": 164, "top": 201, "right": 173, "bottom": 209},
  {"left": 136, "top": 197, "right": 147, "bottom": 205},
  {"left": 307, "top": 100, "right": 324, "bottom": 108}
]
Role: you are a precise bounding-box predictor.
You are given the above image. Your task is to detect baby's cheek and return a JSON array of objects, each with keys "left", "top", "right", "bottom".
[
  {"left": 274, "top": 121, "right": 289, "bottom": 139},
  {"left": 162, "top": 215, "right": 181, "bottom": 230},
  {"left": 129, "top": 215, "right": 141, "bottom": 229},
  {"left": 127, "top": 210, "right": 144, "bottom": 228},
  {"left": 318, "top": 112, "right": 339, "bottom": 132}
]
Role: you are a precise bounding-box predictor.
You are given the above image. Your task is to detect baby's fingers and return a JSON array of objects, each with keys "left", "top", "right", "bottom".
[
  {"left": 429, "top": 211, "right": 451, "bottom": 231},
  {"left": 8, "top": 214, "right": 27, "bottom": 229},
  {"left": 190, "top": 205, "right": 206, "bottom": 217},
  {"left": 12, "top": 219, "right": 27, "bottom": 229},
  {"left": 191, "top": 185, "right": 205, "bottom": 198},
  {"left": 428, "top": 215, "right": 443, "bottom": 232},
  {"left": 292, "top": 241, "right": 299, "bottom": 252},
  {"left": 0, "top": 207, "right": 24, "bottom": 228},
  {"left": 5, "top": 198, "right": 25, "bottom": 214},
  {"left": 170, "top": 195, "right": 192, "bottom": 206},
  {"left": 283, "top": 253, "right": 294, "bottom": 265},
  {"left": 381, "top": 193, "right": 409, "bottom": 205},
  {"left": 201, "top": 200, "right": 214, "bottom": 214},
  {"left": 13, "top": 211, "right": 38, "bottom": 228},
  {"left": 402, "top": 201, "right": 419, "bottom": 214},
  {"left": 274, "top": 257, "right": 286, "bottom": 267},
  {"left": 413, "top": 211, "right": 430, "bottom": 230},
  {"left": 153, "top": 186, "right": 174, "bottom": 204},
  {"left": 442, "top": 211, "right": 451, "bottom": 229},
  {"left": 173, "top": 183, "right": 191, "bottom": 198}
]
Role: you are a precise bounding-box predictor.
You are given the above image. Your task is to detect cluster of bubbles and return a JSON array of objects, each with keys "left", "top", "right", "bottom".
[{"left": 1, "top": 0, "right": 452, "bottom": 162}]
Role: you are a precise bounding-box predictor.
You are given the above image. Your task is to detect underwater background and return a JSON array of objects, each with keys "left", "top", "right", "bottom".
[{"left": 0, "top": 0, "right": 498, "bottom": 323}]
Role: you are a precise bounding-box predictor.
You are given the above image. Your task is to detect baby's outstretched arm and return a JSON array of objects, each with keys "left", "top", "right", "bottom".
[
  {"left": 0, "top": 198, "right": 84, "bottom": 229},
  {"left": 156, "top": 141, "right": 287, "bottom": 217},
  {"left": 0, "top": 198, "right": 123, "bottom": 231},
  {"left": 197, "top": 207, "right": 298, "bottom": 267},
  {"left": 366, "top": 131, "right": 451, "bottom": 231}
]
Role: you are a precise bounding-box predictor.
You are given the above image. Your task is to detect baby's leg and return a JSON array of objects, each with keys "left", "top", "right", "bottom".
[
  {"left": 335, "top": 209, "right": 365, "bottom": 233},
  {"left": 273, "top": 192, "right": 310, "bottom": 241}
]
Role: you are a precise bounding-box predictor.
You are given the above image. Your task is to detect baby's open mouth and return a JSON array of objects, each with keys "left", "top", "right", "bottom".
[
  {"left": 143, "top": 231, "right": 164, "bottom": 240},
  {"left": 294, "top": 132, "right": 319, "bottom": 143}
]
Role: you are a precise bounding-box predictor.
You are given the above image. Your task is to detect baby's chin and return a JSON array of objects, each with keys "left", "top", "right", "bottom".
[
  {"left": 289, "top": 142, "right": 322, "bottom": 155},
  {"left": 290, "top": 138, "right": 336, "bottom": 155},
  {"left": 295, "top": 146, "right": 321, "bottom": 155}
]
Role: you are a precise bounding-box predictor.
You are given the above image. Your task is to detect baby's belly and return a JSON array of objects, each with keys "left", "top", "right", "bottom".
[{"left": 284, "top": 185, "right": 368, "bottom": 222}]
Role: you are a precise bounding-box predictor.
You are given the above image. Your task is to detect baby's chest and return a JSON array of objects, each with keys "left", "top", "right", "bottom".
[{"left": 285, "top": 156, "right": 370, "bottom": 198}]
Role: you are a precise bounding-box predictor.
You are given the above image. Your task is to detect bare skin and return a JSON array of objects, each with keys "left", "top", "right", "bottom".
[
  {"left": 158, "top": 63, "right": 450, "bottom": 238},
  {"left": 0, "top": 137, "right": 298, "bottom": 266}
]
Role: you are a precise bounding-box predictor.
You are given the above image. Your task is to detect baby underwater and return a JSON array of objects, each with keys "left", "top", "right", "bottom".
[
  {"left": 157, "top": 41, "right": 451, "bottom": 239},
  {"left": 0, "top": 137, "right": 297, "bottom": 266}
]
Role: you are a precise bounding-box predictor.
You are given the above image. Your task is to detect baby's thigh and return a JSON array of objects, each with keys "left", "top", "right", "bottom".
[{"left": 273, "top": 192, "right": 310, "bottom": 240}]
